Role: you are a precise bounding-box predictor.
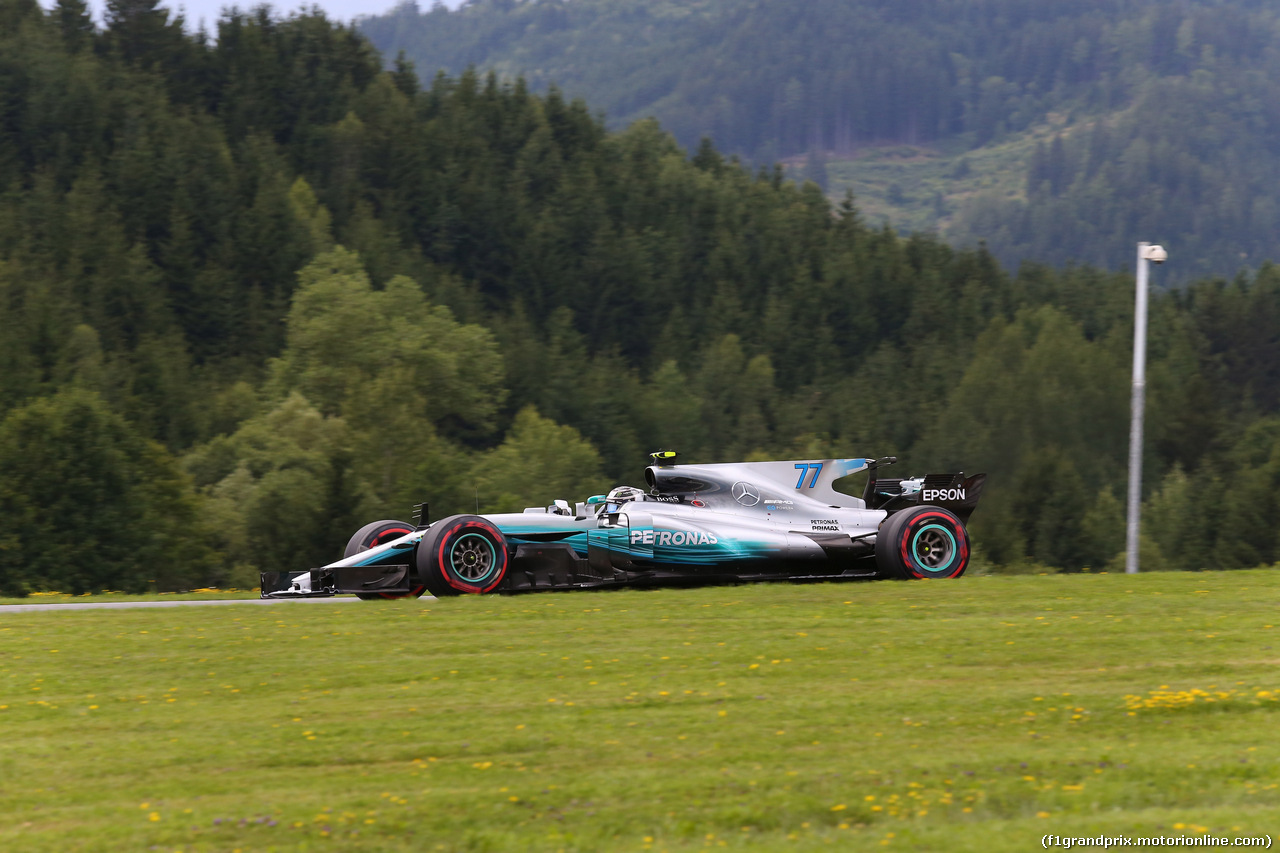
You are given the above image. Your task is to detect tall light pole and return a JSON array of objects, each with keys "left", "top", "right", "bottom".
[{"left": 1125, "top": 242, "right": 1167, "bottom": 574}]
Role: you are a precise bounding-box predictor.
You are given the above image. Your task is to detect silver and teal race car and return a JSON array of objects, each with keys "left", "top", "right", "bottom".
[{"left": 260, "top": 453, "right": 985, "bottom": 599}]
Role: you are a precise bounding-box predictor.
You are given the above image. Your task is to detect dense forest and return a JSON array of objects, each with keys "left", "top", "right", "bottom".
[
  {"left": 1, "top": 0, "right": 1278, "bottom": 596},
  {"left": 362, "top": 0, "right": 1280, "bottom": 281}
]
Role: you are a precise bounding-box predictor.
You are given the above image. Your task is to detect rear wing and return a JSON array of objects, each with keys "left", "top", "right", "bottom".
[{"left": 865, "top": 471, "right": 987, "bottom": 523}]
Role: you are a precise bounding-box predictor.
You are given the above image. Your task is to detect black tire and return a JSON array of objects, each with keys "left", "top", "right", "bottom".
[
  {"left": 875, "top": 505, "right": 970, "bottom": 580},
  {"left": 415, "top": 515, "right": 510, "bottom": 596},
  {"left": 344, "top": 519, "right": 425, "bottom": 600}
]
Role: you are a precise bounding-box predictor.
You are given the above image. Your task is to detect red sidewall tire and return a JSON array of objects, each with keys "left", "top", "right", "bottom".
[
  {"left": 344, "top": 519, "right": 426, "bottom": 600},
  {"left": 874, "top": 510, "right": 909, "bottom": 579},
  {"left": 417, "top": 515, "right": 510, "bottom": 596},
  {"left": 876, "top": 506, "right": 969, "bottom": 580}
]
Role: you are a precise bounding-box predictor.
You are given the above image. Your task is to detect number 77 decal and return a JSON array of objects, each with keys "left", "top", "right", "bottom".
[{"left": 794, "top": 462, "right": 824, "bottom": 489}]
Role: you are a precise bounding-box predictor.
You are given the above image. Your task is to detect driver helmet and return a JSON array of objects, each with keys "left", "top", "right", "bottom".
[{"left": 604, "top": 485, "right": 646, "bottom": 513}]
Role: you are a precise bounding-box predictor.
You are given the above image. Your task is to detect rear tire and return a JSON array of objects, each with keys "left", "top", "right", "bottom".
[
  {"left": 875, "top": 506, "right": 969, "bottom": 579},
  {"left": 344, "top": 519, "right": 425, "bottom": 600},
  {"left": 416, "top": 515, "right": 510, "bottom": 596}
]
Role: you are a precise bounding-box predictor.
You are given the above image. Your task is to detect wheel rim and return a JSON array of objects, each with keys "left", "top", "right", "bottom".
[
  {"left": 449, "top": 533, "right": 497, "bottom": 583},
  {"left": 911, "top": 524, "right": 957, "bottom": 572}
]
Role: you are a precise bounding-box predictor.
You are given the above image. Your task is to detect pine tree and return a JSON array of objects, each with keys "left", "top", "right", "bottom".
[{"left": 53, "top": 0, "right": 95, "bottom": 52}]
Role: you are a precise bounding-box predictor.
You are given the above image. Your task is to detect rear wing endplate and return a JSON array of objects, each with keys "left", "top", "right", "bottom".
[{"left": 866, "top": 472, "right": 987, "bottom": 523}]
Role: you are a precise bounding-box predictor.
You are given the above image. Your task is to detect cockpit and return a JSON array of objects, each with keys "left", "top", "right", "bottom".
[
  {"left": 522, "top": 485, "right": 647, "bottom": 517},
  {"left": 603, "top": 485, "right": 645, "bottom": 513}
]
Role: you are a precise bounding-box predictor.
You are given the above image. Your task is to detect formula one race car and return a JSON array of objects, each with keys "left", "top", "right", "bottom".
[{"left": 260, "top": 454, "right": 986, "bottom": 599}]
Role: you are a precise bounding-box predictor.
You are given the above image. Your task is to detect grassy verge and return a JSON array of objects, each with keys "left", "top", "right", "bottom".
[
  {"left": 2, "top": 570, "right": 1278, "bottom": 851},
  {"left": 1, "top": 590, "right": 263, "bottom": 604}
]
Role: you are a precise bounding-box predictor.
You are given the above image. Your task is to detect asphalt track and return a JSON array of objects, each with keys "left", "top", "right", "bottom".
[{"left": 0, "top": 597, "right": 401, "bottom": 613}]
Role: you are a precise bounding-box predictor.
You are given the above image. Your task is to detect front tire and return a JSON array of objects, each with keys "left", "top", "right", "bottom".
[
  {"left": 875, "top": 506, "right": 970, "bottom": 579},
  {"left": 416, "top": 515, "right": 510, "bottom": 596},
  {"left": 344, "top": 519, "right": 425, "bottom": 599}
]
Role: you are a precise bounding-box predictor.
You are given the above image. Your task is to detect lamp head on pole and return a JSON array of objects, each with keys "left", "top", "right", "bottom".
[{"left": 1142, "top": 244, "right": 1168, "bottom": 264}]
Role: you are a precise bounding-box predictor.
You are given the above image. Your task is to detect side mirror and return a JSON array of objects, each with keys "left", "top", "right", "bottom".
[{"left": 586, "top": 495, "right": 606, "bottom": 505}]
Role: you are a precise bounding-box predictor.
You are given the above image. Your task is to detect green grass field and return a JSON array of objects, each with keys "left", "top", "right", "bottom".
[{"left": 2, "top": 570, "right": 1278, "bottom": 851}]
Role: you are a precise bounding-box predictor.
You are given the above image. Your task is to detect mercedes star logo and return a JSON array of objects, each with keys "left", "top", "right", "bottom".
[{"left": 731, "top": 482, "right": 760, "bottom": 506}]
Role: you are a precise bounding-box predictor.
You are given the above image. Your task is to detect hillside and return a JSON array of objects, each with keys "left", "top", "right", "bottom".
[
  {"left": 2, "top": 0, "right": 1280, "bottom": 595},
  {"left": 361, "top": 0, "right": 1280, "bottom": 280}
]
